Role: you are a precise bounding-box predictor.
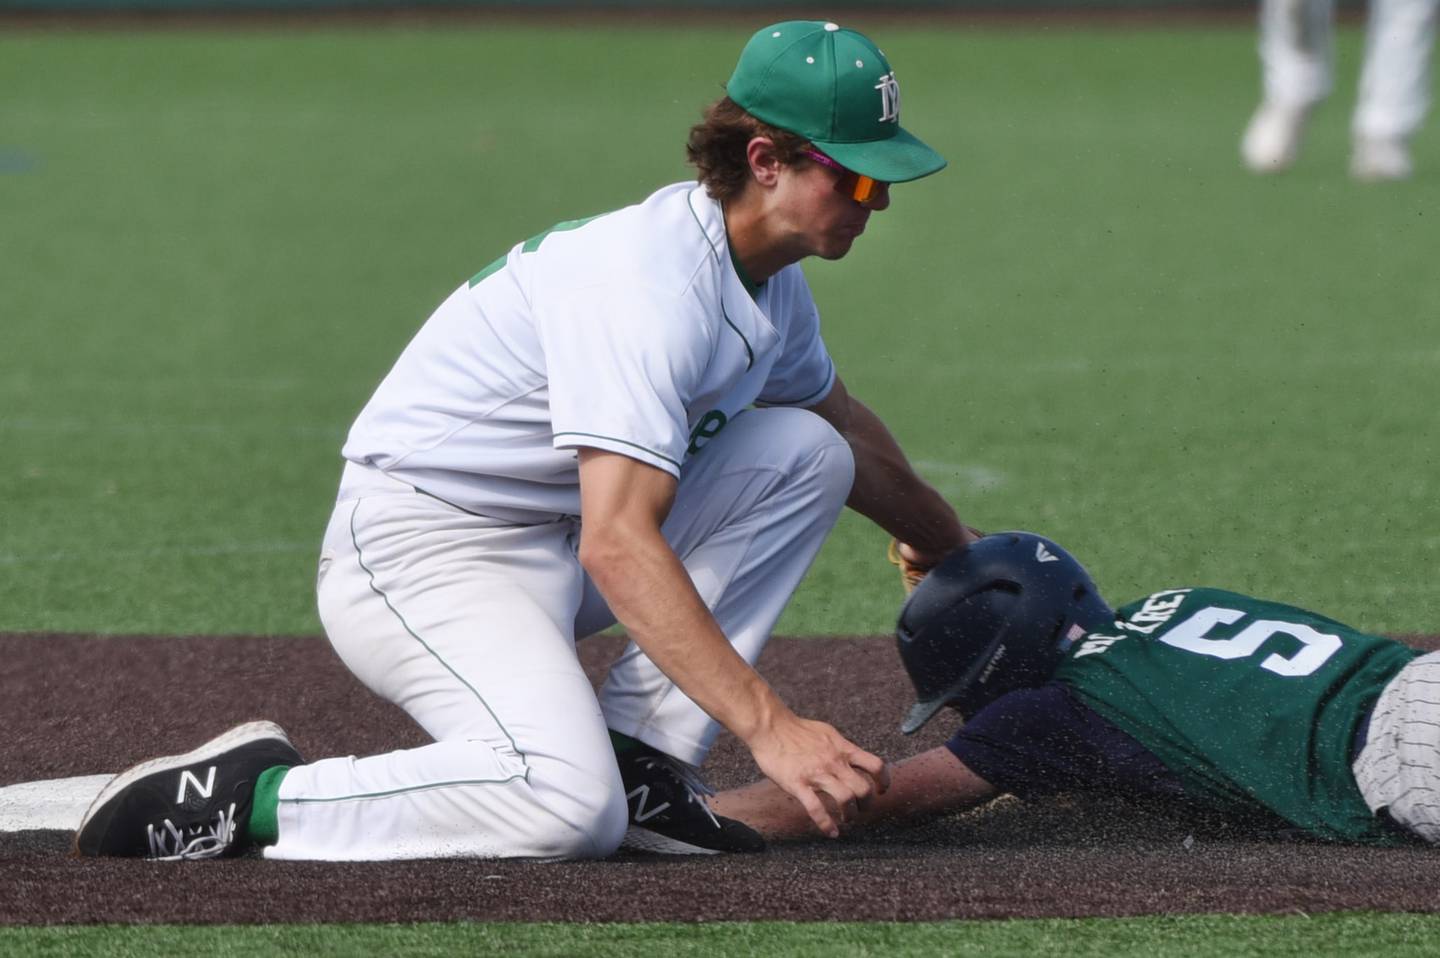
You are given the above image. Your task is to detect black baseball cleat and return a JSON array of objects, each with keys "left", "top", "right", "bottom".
[
  {"left": 616, "top": 744, "right": 765, "bottom": 855},
  {"left": 74, "top": 720, "right": 302, "bottom": 861}
]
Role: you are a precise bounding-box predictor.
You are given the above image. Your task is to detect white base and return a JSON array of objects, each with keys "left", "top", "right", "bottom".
[{"left": 0, "top": 775, "right": 114, "bottom": 832}]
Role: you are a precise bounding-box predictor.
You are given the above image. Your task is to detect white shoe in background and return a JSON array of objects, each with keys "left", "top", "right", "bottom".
[
  {"left": 1241, "top": 101, "right": 1312, "bottom": 173},
  {"left": 1350, "top": 136, "right": 1414, "bottom": 181}
]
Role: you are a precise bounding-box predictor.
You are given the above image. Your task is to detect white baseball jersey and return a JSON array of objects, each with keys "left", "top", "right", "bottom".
[
  {"left": 342, "top": 182, "right": 836, "bottom": 522},
  {"left": 286, "top": 182, "right": 858, "bottom": 862}
]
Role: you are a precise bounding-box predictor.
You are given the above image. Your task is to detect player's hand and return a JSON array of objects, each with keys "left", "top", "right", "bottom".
[
  {"left": 743, "top": 713, "right": 890, "bottom": 838},
  {"left": 887, "top": 539, "right": 931, "bottom": 595},
  {"left": 889, "top": 527, "right": 984, "bottom": 595}
]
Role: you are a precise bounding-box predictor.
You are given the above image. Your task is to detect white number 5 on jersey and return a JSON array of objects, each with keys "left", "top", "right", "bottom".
[{"left": 1158, "top": 607, "right": 1343, "bottom": 677}]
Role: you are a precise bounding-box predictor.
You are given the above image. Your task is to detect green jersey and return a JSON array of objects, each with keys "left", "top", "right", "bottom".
[{"left": 1055, "top": 587, "right": 1418, "bottom": 843}]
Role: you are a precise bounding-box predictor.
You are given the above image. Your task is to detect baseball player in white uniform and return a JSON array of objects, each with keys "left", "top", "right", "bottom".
[
  {"left": 75, "top": 21, "right": 978, "bottom": 862},
  {"left": 1242, "top": 0, "right": 1437, "bottom": 179}
]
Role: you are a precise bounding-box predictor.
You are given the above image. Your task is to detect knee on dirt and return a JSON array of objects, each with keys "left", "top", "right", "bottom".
[{"left": 505, "top": 757, "right": 629, "bottom": 860}]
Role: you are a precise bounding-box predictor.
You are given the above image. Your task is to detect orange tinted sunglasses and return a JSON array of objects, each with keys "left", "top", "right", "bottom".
[{"left": 802, "top": 149, "right": 883, "bottom": 204}]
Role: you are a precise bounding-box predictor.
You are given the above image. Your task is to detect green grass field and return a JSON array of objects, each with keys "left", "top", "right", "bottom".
[
  {"left": 3, "top": 22, "right": 1438, "bottom": 637},
  {"left": 3, "top": 18, "right": 1438, "bottom": 954},
  {"left": 7, "top": 913, "right": 1440, "bottom": 957}
]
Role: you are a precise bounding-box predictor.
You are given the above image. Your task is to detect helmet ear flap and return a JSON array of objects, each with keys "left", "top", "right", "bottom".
[{"left": 898, "top": 583, "right": 1020, "bottom": 730}]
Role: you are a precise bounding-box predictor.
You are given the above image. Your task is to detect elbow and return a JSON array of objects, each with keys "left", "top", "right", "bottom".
[
  {"left": 576, "top": 536, "right": 613, "bottom": 581},
  {"left": 576, "top": 524, "right": 641, "bottom": 586}
]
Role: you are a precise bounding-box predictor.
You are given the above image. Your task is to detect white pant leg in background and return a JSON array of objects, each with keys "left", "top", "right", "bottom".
[
  {"left": 1258, "top": 0, "right": 1337, "bottom": 107},
  {"left": 586, "top": 407, "right": 855, "bottom": 766},
  {"left": 1353, "top": 0, "right": 1439, "bottom": 140},
  {"left": 267, "top": 465, "right": 627, "bottom": 861}
]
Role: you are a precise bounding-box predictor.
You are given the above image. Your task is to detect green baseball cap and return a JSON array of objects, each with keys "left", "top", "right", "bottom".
[{"left": 726, "top": 20, "right": 946, "bottom": 184}]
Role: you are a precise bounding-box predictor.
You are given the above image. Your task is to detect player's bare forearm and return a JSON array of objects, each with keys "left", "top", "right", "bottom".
[
  {"left": 708, "top": 777, "right": 819, "bottom": 840},
  {"left": 576, "top": 449, "right": 782, "bottom": 742},
  {"left": 842, "top": 397, "right": 965, "bottom": 555},
  {"left": 806, "top": 377, "right": 974, "bottom": 559},
  {"left": 712, "top": 746, "right": 1000, "bottom": 841},
  {"left": 576, "top": 448, "right": 888, "bottom": 836}
]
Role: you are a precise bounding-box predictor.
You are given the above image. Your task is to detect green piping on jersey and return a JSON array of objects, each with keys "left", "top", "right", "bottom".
[
  {"left": 774, "top": 359, "right": 835, "bottom": 407},
  {"left": 469, "top": 254, "right": 507, "bottom": 288},
  {"left": 469, "top": 214, "right": 607, "bottom": 287},
  {"left": 347, "top": 500, "right": 528, "bottom": 773},
  {"left": 552, "top": 431, "right": 680, "bottom": 468},
  {"left": 690, "top": 197, "right": 757, "bottom": 369},
  {"left": 520, "top": 215, "right": 603, "bottom": 253},
  {"left": 727, "top": 236, "right": 763, "bottom": 299},
  {"left": 688, "top": 192, "right": 724, "bottom": 263},
  {"left": 720, "top": 302, "right": 755, "bottom": 371}
]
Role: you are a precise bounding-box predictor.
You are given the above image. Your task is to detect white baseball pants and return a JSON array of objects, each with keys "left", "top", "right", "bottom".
[
  {"left": 266, "top": 407, "right": 854, "bottom": 861},
  {"left": 1352, "top": 650, "right": 1440, "bottom": 842},
  {"left": 1257, "top": 0, "right": 1437, "bottom": 140}
]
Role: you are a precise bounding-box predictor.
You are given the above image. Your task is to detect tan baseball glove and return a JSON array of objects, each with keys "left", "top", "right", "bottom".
[
  {"left": 888, "top": 528, "right": 986, "bottom": 595},
  {"left": 887, "top": 539, "right": 929, "bottom": 596}
]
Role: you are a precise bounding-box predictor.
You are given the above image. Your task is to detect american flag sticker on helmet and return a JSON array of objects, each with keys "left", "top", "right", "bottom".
[{"left": 1060, "top": 623, "right": 1087, "bottom": 650}]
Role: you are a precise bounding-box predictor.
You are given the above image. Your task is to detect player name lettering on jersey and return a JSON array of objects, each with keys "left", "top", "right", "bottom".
[
  {"left": 1116, "top": 588, "right": 1192, "bottom": 635},
  {"left": 1073, "top": 632, "right": 1128, "bottom": 658}
]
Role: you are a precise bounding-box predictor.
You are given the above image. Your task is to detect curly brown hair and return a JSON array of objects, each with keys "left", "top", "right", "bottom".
[{"left": 686, "top": 96, "right": 813, "bottom": 202}]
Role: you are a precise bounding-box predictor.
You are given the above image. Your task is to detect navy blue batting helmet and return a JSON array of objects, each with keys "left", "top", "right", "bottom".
[{"left": 896, "top": 531, "right": 1113, "bottom": 734}]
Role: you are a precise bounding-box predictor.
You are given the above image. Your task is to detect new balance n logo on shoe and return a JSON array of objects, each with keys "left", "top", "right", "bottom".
[
  {"left": 627, "top": 784, "right": 671, "bottom": 823},
  {"left": 616, "top": 748, "right": 765, "bottom": 855},
  {"left": 74, "top": 721, "right": 302, "bottom": 861},
  {"left": 177, "top": 767, "right": 217, "bottom": 804}
]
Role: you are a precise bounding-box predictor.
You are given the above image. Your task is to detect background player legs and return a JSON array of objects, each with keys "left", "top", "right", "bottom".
[
  {"left": 268, "top": 471, "right": 627, "bottom": 861},
  {"left": 1350, "top": 0, "right": 1439, "bottom": 178},
  {"left": 1243, "top": 0, "right": 1336, "bottom": 171},
  {"left": 579, "top": 407, "right": 855, "bottom": 767}
]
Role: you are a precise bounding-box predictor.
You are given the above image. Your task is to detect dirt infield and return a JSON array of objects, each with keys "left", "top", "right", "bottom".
[{"left": 4, "top": 630, "right": 1440, "bottom": 925}]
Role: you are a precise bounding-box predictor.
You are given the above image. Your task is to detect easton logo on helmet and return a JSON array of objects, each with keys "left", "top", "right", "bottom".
[{"left": 977, "top": 646, "right": 1006, "bottom": 685}]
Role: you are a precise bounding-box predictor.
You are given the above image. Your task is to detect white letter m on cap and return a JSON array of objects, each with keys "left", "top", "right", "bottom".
[
  {"left": 876, "top": 72, "right": 900, "bottom": 123},
  {"left": 177, "top": 766, "right": 217, "bottom": 803}
]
